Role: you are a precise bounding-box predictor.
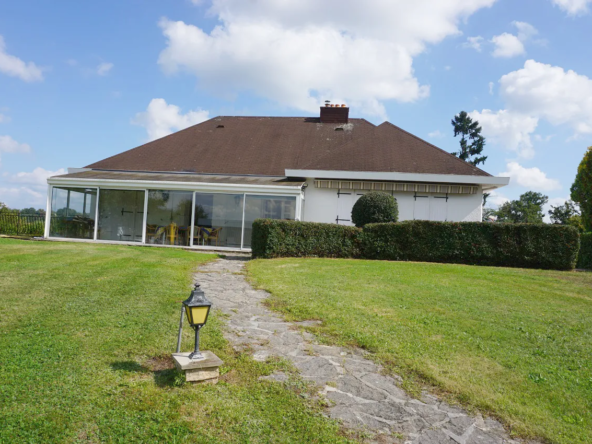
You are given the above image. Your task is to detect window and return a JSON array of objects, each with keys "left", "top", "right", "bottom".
[
  {"left": 97, "top": 190, "right": 145, "bottom": 242},
  {"left": 49, "top": 187, "right": 97, "bottom": 239},
  {"left": 145, "top": 190, "right": 193, "bottom": 245},
  {"left": 242, "top": 195, "right": 296, "bottom": 248}
]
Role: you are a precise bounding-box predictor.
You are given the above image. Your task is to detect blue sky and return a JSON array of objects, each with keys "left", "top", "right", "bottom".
[{"left": 1, "top": 0, "right": 591, "bottom": 217}]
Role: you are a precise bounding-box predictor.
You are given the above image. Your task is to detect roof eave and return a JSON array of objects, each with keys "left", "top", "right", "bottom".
[
  {"left": 47, "top": 176, "right": 304, "bottom": 194},
  {"left": 285, "top": 169, "right": 510, "bottom": 190}
]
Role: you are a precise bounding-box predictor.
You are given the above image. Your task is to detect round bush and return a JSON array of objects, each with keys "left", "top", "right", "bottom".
[{"left": 351, "top": 191, "right": 399, "bottom": 227}]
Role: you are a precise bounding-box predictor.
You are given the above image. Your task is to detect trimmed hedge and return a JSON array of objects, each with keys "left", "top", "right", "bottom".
[
  {"left": 577, "top": 233, "right": 592, "bottom": 269},
  {"left": 251, "top": 219, "right": 581, "bottom": 270},
  {"left": 362, "top": 221, "right": 580, "bottom": 270},
  {"left": 251, "top": 219, "right": 362, "bottom": 259}
]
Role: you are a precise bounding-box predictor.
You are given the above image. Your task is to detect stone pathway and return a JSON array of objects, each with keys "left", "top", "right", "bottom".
[{"left": 196, "top": 256, "right": 531, "bottom": 444}]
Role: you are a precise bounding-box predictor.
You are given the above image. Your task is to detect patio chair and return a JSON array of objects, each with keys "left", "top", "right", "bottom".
[
  {"left": 207, "top": 227, "right": 222, "bottom": 246},
  {"left": 166, "top": 222, "right": 179, "bottom": 245}
]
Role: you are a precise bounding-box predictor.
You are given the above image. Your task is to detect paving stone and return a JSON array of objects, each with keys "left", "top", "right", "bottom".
[
  {"left": 194, "top": 257, "right": 539, "bottom": 444},
  {"left": 465, "top": 427, "right": 504, "bottom": 444},
  {"left": 337, "top": 375, "right": 389, "bottom": 402},
  {"left": 413, "top": 429, "right": 458, "bottom": 444},
  {"left": 444, "top": 415, "right": 475, "bottom": 438}
]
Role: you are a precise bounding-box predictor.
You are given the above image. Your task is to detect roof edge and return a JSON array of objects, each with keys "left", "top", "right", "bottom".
[{"left": 378, "top": 121, "right": 493, "bottom": 177}]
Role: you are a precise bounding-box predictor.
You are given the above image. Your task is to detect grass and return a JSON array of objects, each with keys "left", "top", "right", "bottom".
[
  {"left": 0, "top": 239, "right": 356, "bottom": 444},
  {"left": 247, "top": 258, "right": 592, "bottom": 444}
]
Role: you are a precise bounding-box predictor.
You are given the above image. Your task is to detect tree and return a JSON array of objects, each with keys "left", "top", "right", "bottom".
[
  {"left": 451, "top": 111, "right": 487, "bottom": 167},
  {"left": 571, "top": 146, "right": 592, "bottom": 232},
  {"left": 548, "top": 200, "right": 580, "bottom": 225},
  {"left": 0, "top": 202, "right": 6, "bottom": 212},
  {"left": 482, "top": 207, "right": 496, "bottom": 222},
  {"left": 351, "top": 192, "right": 398, "bottom": 227},
  {"left": 495, "top": 191, "right": 548, "bottom": 224}
]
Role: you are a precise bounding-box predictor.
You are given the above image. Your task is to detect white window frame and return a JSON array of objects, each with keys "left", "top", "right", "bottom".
[{"left": 46, "top": 185, "right": 100, "bottom": 241}]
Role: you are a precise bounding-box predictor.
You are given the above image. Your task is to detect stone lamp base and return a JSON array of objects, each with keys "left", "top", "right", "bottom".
[{"left": 172, "top": 351, "right": 223, "bottom": 384}]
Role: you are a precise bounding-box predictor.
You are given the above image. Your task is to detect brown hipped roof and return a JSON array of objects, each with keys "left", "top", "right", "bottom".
[{"left": 86, "top": 116, "right": 491, "bottom": 178}]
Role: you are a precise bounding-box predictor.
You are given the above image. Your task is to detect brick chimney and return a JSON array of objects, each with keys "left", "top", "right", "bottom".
[{"left": 320, "top": 103, "right": 349, "bottom": 124}]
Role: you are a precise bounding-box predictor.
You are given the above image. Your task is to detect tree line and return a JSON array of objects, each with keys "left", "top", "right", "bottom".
[{"left": 451, "top": 111, "right": 590, "bottom": 232}]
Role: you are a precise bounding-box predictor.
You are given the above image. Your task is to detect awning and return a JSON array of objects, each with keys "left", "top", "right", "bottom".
[{"left": 314, "top": 180, "right": 478, "bottom": 195}]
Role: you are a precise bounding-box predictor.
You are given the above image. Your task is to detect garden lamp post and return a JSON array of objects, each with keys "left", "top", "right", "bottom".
[{"left": 182, "top": 283, "right": 212, "bottom": 360}]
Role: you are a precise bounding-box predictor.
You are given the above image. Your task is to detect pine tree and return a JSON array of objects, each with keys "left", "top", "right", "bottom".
[{"left": 451, "top": 111, "right": 487, "bottom": 167}]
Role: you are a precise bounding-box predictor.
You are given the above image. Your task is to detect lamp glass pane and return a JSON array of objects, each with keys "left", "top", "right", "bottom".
[
  {"left": 190, "top": 306, "right": 209, "bottom": 325},
  {"left": 184, "top": 306, "right": 194, "bottom": 324}
]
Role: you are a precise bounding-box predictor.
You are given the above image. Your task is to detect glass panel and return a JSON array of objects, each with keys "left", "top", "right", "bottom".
[
  {"left": 145, "top": 190, "right": 193, "bottom": 245},
  {"left": 193, "top": 193, "right": 244, "bottom": 248},
  {"left": 243, "top": 195, "right": 296, "bottom": 248},
  {"left": 97, "top": 190, "right": 145, "bottom": 242},
  {"left": 49, "top": 187, "right": 97, "bottom": 239},
  {"left": 190, "top": 306, "right": 209, "bottom": 324}
]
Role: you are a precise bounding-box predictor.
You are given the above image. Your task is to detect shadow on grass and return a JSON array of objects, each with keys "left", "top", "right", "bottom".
[
  {"left": 110, "top": 361, "right": 149, "bottom": 373},
  {"left": 111, "top": 358, "right": 184, "bottom": 388}
]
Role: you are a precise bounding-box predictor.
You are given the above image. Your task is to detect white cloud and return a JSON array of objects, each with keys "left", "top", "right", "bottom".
[
  {"left": 0, "top": 167, "right": 65, "bottom": 209},
  {"left": 500, "top": 60, "right": 592, "bottom": 136},
  {"left": 552, "top": 0, "right": 592, "bottom": 15},
  {"left": 0, "top": 186, "right": 45, "bottom": 208},
  {"left": 489, "top": 22, "right": 537, "bottom": 58},
  {"left": 499, "top": 161, "right": 561, "bottom": 191},
  {"left": 0, "top": 135, "right": 31, "bottom": 166},
  {"left": 0, "top": 35, "right": 44, "bottom": 82},
  {"left": 159, "top": 0, "right": 497, "bottom": 117},
  {"left": 132, "top": 98, "right": 210, "bottom": 141},
  {"left": 6, "top": 167, "right": 66, "bottom": 186},
  {"left": 96, "top": 62, "right": 114, "bottom": 76},
  {"left": 513, "top": 21, "right": 538, "bottom": 41},
  {"left": 488, "top": 82, "right": 494, "bottom": 95},
  {"left": 491, "top": 33, "right": 525, "bottom": 58},
  {"left": 486, "top": 190, "right": 510, "bottom": 207},
  {"left": 463, "top": 36, "right": 484, "bottom": 52},
  {"left": 469, "top": 109, "right": 538, "bottom": 159},
  {"left": 428, "top": 130, "right": 445, "bottom": 138},
  {"left": 0, "top": 113, "right": 8, "bottom": 123}
]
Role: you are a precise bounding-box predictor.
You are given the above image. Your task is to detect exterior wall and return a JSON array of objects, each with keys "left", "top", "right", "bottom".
[{"left": 302, "top": 179, "right": 483, "bottom": 224}]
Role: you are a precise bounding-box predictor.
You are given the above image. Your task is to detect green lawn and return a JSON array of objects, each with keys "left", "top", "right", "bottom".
[
  {"left": 248, "top": 258, "right": 592, "bottom": 444},
  {"left": 0, "top": 239, "right": 354, "bottom": 444}
]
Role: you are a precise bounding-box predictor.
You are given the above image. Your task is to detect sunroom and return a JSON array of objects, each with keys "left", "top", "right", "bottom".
[{"left": 45, "top": 170, "right": 304, "bottom": 251}]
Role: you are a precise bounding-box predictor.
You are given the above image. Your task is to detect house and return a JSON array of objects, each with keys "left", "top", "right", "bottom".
[{"left": 45, "top": 105, "right": 509, "bottom": 251}]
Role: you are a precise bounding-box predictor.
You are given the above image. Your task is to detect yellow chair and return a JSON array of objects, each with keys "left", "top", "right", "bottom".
[{"left": 166, "top": 222, "right": 179, "bottom": 245}]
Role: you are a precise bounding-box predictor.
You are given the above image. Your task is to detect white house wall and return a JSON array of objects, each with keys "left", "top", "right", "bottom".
[{"left": 302, "top": 179, "right": 483, "bottom": 224}]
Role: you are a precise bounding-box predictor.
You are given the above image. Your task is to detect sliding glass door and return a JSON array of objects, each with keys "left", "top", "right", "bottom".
[
  {"left": 242, "top": 195, "right": 296, "bottom": 248},
  {"left": 145, "top": 190, "right": 193, "bottom": 245},
  {"left": 97, "top": 190, "right": 145, "bottom": 242},
  {"left": 49, "top": 187, "right": 97, "bottom": 239},
  {"left": 194, "top": 193, "right": 244, "bottom": 248}
]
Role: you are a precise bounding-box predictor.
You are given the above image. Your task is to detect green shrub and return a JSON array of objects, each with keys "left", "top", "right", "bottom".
[
  {"left": 251, "top": 219, "right": 362, "bottom": 259},
  {"left": 362, "top": 221, "right": 580, "bottom": 270},
  {"left": 251, "top": 219, "right": 581, "bottom": 270},
  {"left": 351, "top": 192, "right": 399, "bottom": 227},
  {"left": 578, "top": 233, "right": 592, "bottom": 269}
]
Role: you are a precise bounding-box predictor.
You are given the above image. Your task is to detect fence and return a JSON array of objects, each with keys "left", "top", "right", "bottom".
[{"left": 0, "top": 212, "right": 46, "bottom": 237}]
